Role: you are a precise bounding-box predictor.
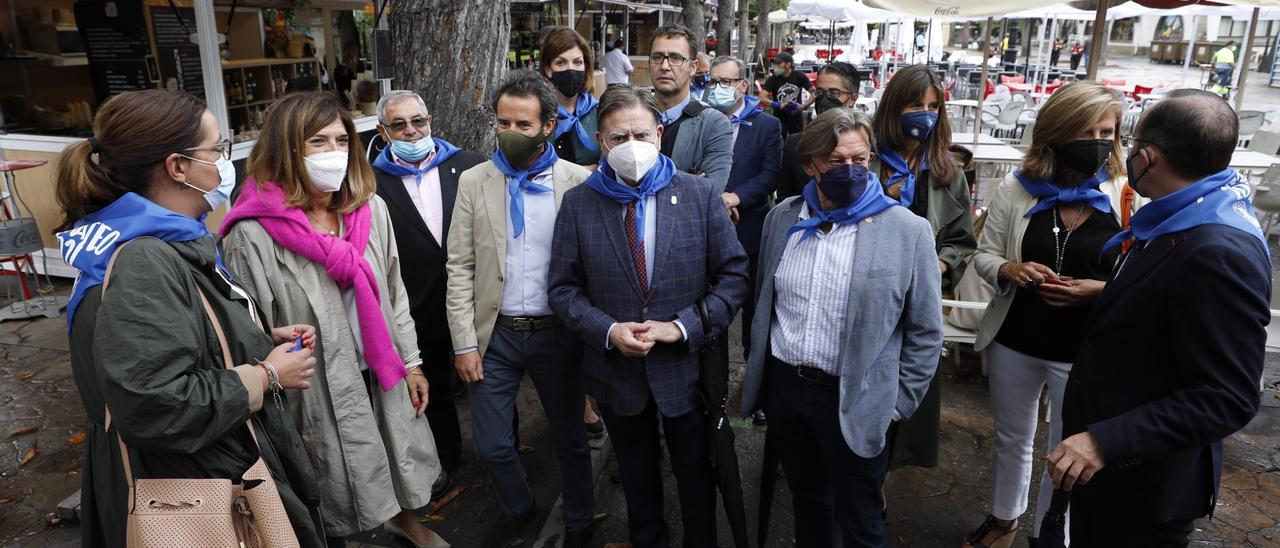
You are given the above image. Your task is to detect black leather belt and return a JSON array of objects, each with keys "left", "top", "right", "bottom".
[
  {"left": 794, "top": 365, "right": 840, "bottom": 386},
  {"left": 496, "top": 314, "right": 560, "bottom": 331}
]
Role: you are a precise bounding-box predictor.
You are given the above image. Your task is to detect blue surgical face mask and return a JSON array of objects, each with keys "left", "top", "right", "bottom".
[
  {"left": 390, "top": 135, "right": 436, "bottom": 164},
  {"left": 182, "top": 155, "right": 237, "bottom": 210},
  {"left": 901, "top": 110, "right": 938, "bottom": 142},
  {"left": 816, "top": 163, "right": 870, "bottom": 205},
  {"left": 706, "top": 84, "right": 738, "bottom": 111}
]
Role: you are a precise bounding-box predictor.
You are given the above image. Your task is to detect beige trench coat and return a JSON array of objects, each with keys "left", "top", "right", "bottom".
[{"left": 222, "top": 195, "right": 440, "bottom": 536}]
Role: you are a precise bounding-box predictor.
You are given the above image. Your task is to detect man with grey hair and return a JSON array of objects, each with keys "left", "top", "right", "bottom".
[
  {"left": 740, "top": 108, "right": 942, "bottom": 546},
  {"left": 705, "top": 55, "right": 782, "bottom": 410},
  {"left": 445, "top": 70, "right": 597, "bottom": 548},
  {"left": 370, "top": 90, "right": 483, "bottom": 498}
]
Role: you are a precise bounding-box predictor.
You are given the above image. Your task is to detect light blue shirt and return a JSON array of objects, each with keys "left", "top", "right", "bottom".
[
  {"left": 500, "top": 168, "right": 556, "bottom": 317},
  {"left": 660, "top": 93, "right": 693, "bottom": 127}
]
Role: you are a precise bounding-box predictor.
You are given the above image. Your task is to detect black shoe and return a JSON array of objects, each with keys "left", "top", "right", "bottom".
[
  {"left": 481, "top": 507, "right": 536, "bottom": 548},
  {"left": 563, "top": 520, "right": 599, "bottom": 548},
  {"left": 751, "top": 409, "right": 768, "bottom": 426},
  {"left": 430, "top": 469, "right": 455, "bottom": 501}
]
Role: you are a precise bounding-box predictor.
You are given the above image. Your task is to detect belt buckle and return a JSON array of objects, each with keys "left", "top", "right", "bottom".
[
  {"left": 796, "top": 366, "right": 820, "bottom": 382},
  {"left": 512, "top": 317, "right": 533, "bottom": 331}
]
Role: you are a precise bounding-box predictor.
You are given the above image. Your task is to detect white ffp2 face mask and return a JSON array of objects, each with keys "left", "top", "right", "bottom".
[
  {"left": 605, "top": 139, "right": 660, "bottom": 184},
  {"left": 304, "top": 151, "right": 349, "bottom": 192}
]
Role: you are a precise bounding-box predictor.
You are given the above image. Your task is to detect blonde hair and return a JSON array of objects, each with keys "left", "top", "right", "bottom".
[
  {"left": 247, "top": 92, "right": 375, "bottom": 214},
  {"left": 1021, "top": 81, "right": 1126, "bottom": 181}
]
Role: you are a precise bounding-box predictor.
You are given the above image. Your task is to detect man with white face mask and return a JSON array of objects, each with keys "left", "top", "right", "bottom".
[
  {"left": 444, "top": 70, "right": 597, "bottom": 548},
  {"left": 370, "top": 90, "right": 483, "bottom": 498},
  {"left": 547, "top": 85, "right": 750, "bottom": 548},
  {"left": 707, "top": 56, "right": 782, "bottom": 421}
]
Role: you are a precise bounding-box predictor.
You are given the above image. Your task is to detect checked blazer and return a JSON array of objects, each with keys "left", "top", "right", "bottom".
[{"left": 548, "top": 171, "right": 750, "bottom": 417}]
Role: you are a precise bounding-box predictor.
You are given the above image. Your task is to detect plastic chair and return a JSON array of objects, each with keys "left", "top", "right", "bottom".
[
  {"left": 986, "top": 100, "right": 1025, "bottom": 141},
  {"left": 1238, "top": 110, "right": 1266, "bottom": 148},
  {"left": 1132, "top": 85, "right": 1153, "bottom": 101},
  {"left": 1101, "top": 78, "right": 1127, "bottom": 87},
  {"left": 1000, "top": 74, "right": 1026, "bottom": 84}
]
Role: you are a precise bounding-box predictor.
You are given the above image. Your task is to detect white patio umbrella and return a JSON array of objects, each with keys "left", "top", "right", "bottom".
[{"left": 787, "top": 0, "right": 901, "bottom": 21}]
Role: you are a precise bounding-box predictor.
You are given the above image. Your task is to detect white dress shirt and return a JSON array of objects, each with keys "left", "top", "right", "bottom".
[
  {"left": 392, "top": 149, "right": 444, "bottom": 243},
  {"left": 603, "top": 48, "right": 634, "bottom": 85},
  {"left": 730, "top": 100, "right": 750, "bottom": 147},
  {"left": 500, "top": 168, "right": 556, "bottom": 317},
  {"left": 770, "top": 203, "right": 859, "bottom": 375}
]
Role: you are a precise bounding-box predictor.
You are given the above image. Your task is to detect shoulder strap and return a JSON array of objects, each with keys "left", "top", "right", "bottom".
[
  {"left": 1120, "top": 183, "right": 1136, "bottom": 254},
  {"left": 101, "top": 244, "right": 261, "bottom": 492}
]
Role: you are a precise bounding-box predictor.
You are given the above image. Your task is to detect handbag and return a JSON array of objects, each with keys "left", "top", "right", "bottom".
[{"left": 101, "top": 245, "right": 300, "bottom": 548}]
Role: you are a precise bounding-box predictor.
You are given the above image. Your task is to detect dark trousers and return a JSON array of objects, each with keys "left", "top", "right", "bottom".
[
  {"left": 423, "top": 348, "right": 462, "bottom": 475},
  {"left": 740, "top": 252, "right": 759, "bottom": 359},
  {"left": 1050, "top": 49, "right": 1062, "bottom": 66},
  {"left": 765, "top": 358, "right": 890, "bottom": 548},
  {"left": 1070, "top": 53, "right": 1083, "bottom": 71},
  {"left": 468, "top": 324, "right": 594, "bottom": 529},
  {"left": 598, "top": 398, "right": 715, "bottom": 548},
  {"left": 1070, "top": 485, "right": 1195, "bottom": 547}
]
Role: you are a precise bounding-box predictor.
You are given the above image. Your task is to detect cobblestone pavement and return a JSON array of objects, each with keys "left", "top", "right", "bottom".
[{"left": 2, "top": 279, "right": 1280, "bottom": 547}]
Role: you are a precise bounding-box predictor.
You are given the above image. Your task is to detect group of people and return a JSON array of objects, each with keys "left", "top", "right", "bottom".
[{"left": 54, "top": 20, "right": 1269, "bottom": 548}]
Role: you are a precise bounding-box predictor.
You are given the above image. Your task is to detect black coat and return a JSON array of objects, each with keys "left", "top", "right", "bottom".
[
  {"left": 1063, "top": 224, "right": 1270, "bottom": 523},
  {"left": 373, "top": 150, "right": 485, "bottom": 357},
  {"left": 776, "top": 133, "right": 807, "bottom": 202}
]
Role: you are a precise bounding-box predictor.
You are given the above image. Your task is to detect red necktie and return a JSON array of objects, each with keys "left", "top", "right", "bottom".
[{"left": 625, "top": 201, "right": 649, "bottom": 296}]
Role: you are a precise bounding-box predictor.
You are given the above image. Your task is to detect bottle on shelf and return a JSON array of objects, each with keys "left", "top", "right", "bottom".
[{"left": 245, "top": 73, "right": 256, "bottom": 103}]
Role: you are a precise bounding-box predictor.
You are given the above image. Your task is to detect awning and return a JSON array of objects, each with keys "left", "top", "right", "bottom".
[
  {"left": 590, "top": 0, "right": 683, "bottom": 13},
  {"left": 788, "top": 0, "right": 902, "bottom": 21}
]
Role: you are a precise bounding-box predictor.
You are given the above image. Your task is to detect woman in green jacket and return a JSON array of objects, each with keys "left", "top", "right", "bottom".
[
  {"left": 54, "top": 89, "right": 323, "bottom": 547},
  {"left": 870, "top": 64, "right": 977, "bottom": 473}
]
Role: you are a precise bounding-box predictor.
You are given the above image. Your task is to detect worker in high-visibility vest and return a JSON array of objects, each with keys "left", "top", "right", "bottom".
[{"left": 1211, "top": 40, "right": 1237, "bottom": 96}]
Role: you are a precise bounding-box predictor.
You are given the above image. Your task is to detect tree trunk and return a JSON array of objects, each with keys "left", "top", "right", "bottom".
[
  {"left": 716, "top": 0, "right": 734, "bottom": 58},
  {"left": 737, "top": 0, "right": 750, "bottom": 60},
  {"left": 681, "top": 0, "right": 707, "bottom": 48},
  {"left": 754, "top": 0, "right": 771, "bottom": 65},
  {"left": 390, "top": 0, "right": 510, "bottom": 154}
]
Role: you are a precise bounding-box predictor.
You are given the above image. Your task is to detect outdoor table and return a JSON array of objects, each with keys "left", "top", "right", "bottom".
[
  {"left": 1230, "top": 149, "right": 1280, "bottom": 172},
  {"left": 949, "top": 99, "right": 981, "bottom": 119}
]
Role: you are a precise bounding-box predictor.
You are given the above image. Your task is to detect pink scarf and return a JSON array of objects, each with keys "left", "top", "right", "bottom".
[{"left": 221, "top": 178, "right": 407, "bottom": 392}]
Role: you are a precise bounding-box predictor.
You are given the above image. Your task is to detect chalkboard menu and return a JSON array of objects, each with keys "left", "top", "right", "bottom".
[
  {"left": 150, "top": 4, "right": 206, "bottom": 101},
  {"left": 74, "top": 0, "right": 154, "bottom": 103}
]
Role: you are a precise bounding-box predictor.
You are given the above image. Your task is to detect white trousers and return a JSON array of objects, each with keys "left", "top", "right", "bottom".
[{"left": 986, "top": 341, "right": 1071, "bottom": 540}]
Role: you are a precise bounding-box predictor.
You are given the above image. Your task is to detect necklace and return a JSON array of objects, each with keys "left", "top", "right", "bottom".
[
  {"left": 305, "top": 210, "right": 338, "bottom": 237},
  {"left": 1051, "top": 202, "right": 1088, "bottom": 274}
]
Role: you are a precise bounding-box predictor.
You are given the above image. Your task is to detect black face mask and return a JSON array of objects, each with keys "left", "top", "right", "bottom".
[
  {"left": 549, "top": 69, "right": 586, "bottom": 97},
  {"left": 814, "top": 94, "right": 846, "bottom": 115},
  {"left": 1052, "top": 139, "right": 1113, "bottom": 177}
]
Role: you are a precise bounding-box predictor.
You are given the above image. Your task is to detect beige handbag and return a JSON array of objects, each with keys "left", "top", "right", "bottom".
[{"left": 102, "top": 246, "right": 300, "bottom": 548}]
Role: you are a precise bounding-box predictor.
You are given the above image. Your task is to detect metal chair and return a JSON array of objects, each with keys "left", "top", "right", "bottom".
[
  {"left": 1251, "top": 164, "right": 1280, "bottom": 239},
  {"left": 1247, "top": 130, "right": 1280, "bottom": 156}
]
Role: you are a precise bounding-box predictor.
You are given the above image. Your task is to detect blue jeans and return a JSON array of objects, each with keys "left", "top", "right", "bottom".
[{"left": 468, "top": 323, "right": 594, "bottom": 529}]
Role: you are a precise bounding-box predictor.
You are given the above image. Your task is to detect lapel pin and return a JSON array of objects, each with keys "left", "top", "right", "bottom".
[
  {"left": 671, "top": 195, "right": 678, "bottom": 205},
  {"left": 451, "top": 168, "right": 457, "bottom": 174}
]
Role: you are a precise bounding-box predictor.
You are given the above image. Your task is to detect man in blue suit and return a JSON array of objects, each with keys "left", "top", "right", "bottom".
[
  {"left": 705, "top": 55, "right": 782, "bottom": 414},
  {"left": 1050, "top": 90, "right": 1271, "bottom": 545},
  {"left": 549, "top": 85, "right": 750, "bottom": 548}
]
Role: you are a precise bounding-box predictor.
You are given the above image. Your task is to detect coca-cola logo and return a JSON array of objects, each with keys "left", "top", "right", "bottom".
[{"left": 935, "top": 6, "right": 962, "bottom": 16}]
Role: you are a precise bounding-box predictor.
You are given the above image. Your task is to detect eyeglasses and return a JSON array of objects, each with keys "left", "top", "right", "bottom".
[
  {"left": 649, "top": 53, "right": 689, "bottom": 68},
  {"left": 386, "top": 117, "right": 429, "bottom": 132},
  {"left": 707, "top": 78, "right": 742, "bottom": 88},
  {"left": 814, "top": 88, "right": 851, "bottom": 100},
  {"left": 1121, "top": 135, "right": 1157, "bottom": 150},
  {"left": 181, "top": 138, "right": 233, "bottom": 161}
]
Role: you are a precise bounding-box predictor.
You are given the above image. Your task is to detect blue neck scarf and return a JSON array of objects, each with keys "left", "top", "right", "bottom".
[
  {"left": 554, "top": 94, "right": 601, "bottom": 155},
  {"left": 56, "top": 192, "right": 221, "bottom": 332},
  {"left": 731, "top": 96, "right": 764, "bottom": 127},
  {"left": 879, "top": 149, "right": 926, "bottom": 207},
  {"left": 584, "top": 154, "right": 677, "bottom": 244},
  {"left": 1016, "top": 168, "right": 1114, "bottom": 218},
  {"left": 1103, "top": 168, "right": 1266, "bottom": 253},
  {"left": 492, "top": 143, "right": 559, "bottom": 238},
  {"left": 371, "top": 137, "right": 461, "bottom": 184},
  {"left": 787, "top": 172, "right": 900, "bottom": 241}
]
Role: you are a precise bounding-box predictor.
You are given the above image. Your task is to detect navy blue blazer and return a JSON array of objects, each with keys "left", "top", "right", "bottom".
[
  {"left": 725, "top": 110, "right": 783, "bottom": 256},
  {"left": 1063, "top": 224, "right": 1270, "bottom": 522},
  {"left": 548, "top": 171, "right": 750, "bottom": 417}
]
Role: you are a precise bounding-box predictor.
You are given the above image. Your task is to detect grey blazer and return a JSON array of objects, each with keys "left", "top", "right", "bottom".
[
  {"left": 668, "top": 101, "right": 734, "bottom": 192},
  {"left": 739, "top": 197, "right": 945, "bottom": 458}
]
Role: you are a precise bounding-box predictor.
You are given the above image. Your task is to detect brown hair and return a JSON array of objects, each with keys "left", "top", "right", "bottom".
[
  {"left": 1021, "top": 81, "right": 1126, "bottom": 181},
  {"left": 247, "top": 92, "right": 375, "bottom": 214},
  {"left": 798, "top": 108, "right": 875, "bottom": 167},
  {"left": 598, "top": 85, "right": 662, "bottom": 128},
  {"left": 540, "top": 26, "right": 595, "bottom": 94},
  {"left": 872, "top": 64, "right": 955, "bottom": 184},
  {"left": 54, "top": 90, "right": 208, "bottom": 232}
]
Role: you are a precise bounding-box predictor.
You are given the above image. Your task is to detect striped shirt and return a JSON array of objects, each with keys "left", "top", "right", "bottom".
[{"left": 769, "top": 203, "right": 859, "bottom": 375}]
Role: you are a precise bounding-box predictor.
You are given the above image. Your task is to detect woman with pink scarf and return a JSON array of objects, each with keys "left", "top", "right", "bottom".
[{"left": 222, "top": 93, "right": 448, "bottom": 548}]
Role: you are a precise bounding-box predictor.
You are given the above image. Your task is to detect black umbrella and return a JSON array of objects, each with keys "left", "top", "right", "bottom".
[
  {"left": 1038, "top": 488, "right": 1071, "bottom": 548},
  {"left": 697, "top": 301, "right": 749, "bottom": 548}
]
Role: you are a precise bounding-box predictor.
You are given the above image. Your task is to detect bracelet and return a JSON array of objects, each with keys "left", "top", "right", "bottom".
[
  {"left": 998, "top": 261, "right": 1012, "bottom": 280},
  {"left": 257, "top": 359, "right": 285, "bottom": 410}
]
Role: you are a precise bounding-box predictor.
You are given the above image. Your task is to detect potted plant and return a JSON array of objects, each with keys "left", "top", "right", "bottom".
[{"left": 356, "top": 80, "right": 380, "bottom": 116}]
